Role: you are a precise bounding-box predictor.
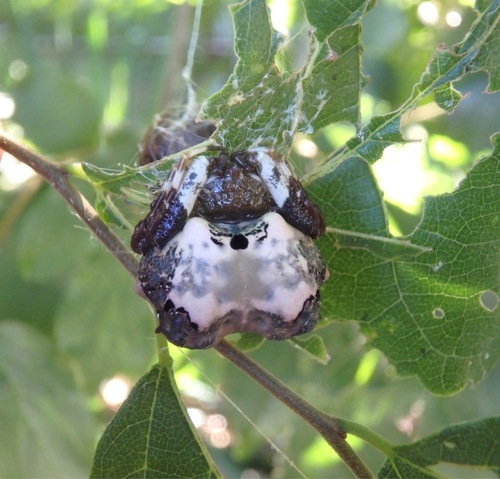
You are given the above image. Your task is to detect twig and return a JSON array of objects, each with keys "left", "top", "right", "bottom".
[
  {"left": 0, "top": 133, "right": 138, "bottom": 277},
  {"left": 1, "top": 131, "right": 374, "bottom": 479},
  {"left": 215, "top": 340, "right": 374, "bottom": 479}
]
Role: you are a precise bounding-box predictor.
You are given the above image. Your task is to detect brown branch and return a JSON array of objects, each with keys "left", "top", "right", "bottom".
[
  {"left": 0, "top": 133, "right": 139, "bottom": 278},
  {"left": 215, "top": 340, "right": 374, "bottom": 479}
]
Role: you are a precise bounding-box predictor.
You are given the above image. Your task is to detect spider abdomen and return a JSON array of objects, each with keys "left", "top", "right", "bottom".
[{"left": 138, "top": 212, "right": 326, "bottom": 348}]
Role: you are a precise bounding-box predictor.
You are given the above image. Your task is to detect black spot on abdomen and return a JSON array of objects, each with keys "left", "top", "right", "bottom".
[{"left": 230, "top": 234, "right": 249, "bottom": 250}]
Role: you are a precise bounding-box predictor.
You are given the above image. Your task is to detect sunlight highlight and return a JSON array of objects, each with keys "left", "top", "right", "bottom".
[
  {"left": 354, "top": 349, "right": 381, "bottom": 386},
  {"left": 0, "top": 92, "right": 15, "bottom": 120},
  {"left": 294, "top": 136, "right": 319, "bottom": 158},
  {"left": 445, "top": 10, "right": 462, "bottom": 28},
  {"left": 100, "top": 375, "right": 132, "bottom": 409},
  {"left": 0, "top": 153, "right": 36, "bottom": 190},
  {"left": 8, "top": 60, "right": 28, "bottom": 81},
  {"left": 372, "top": 126, "right": 429, "bottom": 214},
  {"left": 417, "top": 2, "right": 439, "bottom": 26},
  {"left": 268, "top": 0, "right": 292, "bottom": 35}
]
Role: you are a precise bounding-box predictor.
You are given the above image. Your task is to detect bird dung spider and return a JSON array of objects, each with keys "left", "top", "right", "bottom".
[{"left": 132, "top": 120, "right": 327, "bottom": 349}]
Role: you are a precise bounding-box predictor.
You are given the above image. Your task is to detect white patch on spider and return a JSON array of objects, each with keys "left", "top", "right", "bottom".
[
  {"left": 247, "top": 148, "right": 291, "bottom": 208},
  {"left": 166, "top": 212, "right": 320, "bottom": 331},
  {"left": 175, "top": 155, "right": 211, "bottom": 213}
]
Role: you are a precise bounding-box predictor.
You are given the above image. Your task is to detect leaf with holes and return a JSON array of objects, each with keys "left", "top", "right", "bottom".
[
  {"left": 460, "top": 0, "right": 500, "bottom": 92},
  {"left": 310, "top": 137, "right": 500, "bottom": 394},
  {"left": 305, "top": 1, "right": 499, "bottom": 181},
  {"left": 199, "top": 0, "right": 371, "bottom": 152}
]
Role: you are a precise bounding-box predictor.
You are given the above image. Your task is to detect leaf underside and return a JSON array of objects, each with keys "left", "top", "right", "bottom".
[{"left": 378, "top": 417, "right": 500, "bottom": 478}]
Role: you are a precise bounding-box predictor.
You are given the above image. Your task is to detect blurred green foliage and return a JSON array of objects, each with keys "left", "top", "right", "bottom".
[{"left": 0, "top": 0, "right": 499, "bottom": 478}]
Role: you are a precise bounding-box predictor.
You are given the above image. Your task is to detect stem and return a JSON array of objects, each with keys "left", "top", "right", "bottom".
[
  {"left": 339, "top": 418, "right": 395, "bottom": 457},
  {"left": 156, "top": 334, "right": 172, "bottom": 369},
  {"left": 2, "top": 131, "right": 375, "bottom": 478},
  {"left": 215, "top": 340, "right": 374, "bottom": 479}
]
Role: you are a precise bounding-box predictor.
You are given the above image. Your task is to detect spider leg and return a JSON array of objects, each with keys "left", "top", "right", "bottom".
[
  {"left": 131, "top": 154, "right": 215, "bottom": 254},
  {"left": 245, "top": 148, "right": 325, "bottom": 238}
]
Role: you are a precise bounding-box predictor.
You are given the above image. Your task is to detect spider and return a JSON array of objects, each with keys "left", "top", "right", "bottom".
[{"left": 132, "top": 125, "right": 327, "bottom": 349}]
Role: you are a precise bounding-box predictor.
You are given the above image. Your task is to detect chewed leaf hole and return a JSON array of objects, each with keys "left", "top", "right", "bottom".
[
  {"left": 432, "top": 308, "right": 445, "bottom": 319},
  {"left": 432, "top": 260, "right": 444, "bottom": 272},
  {"left": 479, "top": 290, "right": 499, "bottom": 312}
]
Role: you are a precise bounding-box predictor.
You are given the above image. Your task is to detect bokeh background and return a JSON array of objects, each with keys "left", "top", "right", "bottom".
[{"left": 0, "top": 0, "right": 499, "bottom": 477}]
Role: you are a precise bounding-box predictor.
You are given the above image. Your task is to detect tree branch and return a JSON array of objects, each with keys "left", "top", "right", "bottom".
[
  {"left": 0, "top": 133, "right": 138, "bottom": 277},
  {"left": 215, "top": 339, "right": 374, "bottom": 479}
]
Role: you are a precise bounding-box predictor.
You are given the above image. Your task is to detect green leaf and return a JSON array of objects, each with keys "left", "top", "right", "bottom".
[
  {"left": 299, "top": 0, "right": 372, "bottom": 132},
  {"left": 91, "top": 363, "right": 220, "bottom": 479},
  {"left": 303, "top": 0, "right": 371, "bottom": 39},
  {"left": 463, "top": 0, "right": 500, "bottom": 92},
  {"left": 199, "top": 0, "right": 293, "bottom": 152},
  {"left": 304, "top": 115, "right": 405, "bottom": 183},
  {"left": 200, "top": 0, "right": 369, "bottom": 152},
  {"left": 95, "top": 193, "right": 128, "bottom": 227},
  {"left": 78, "top": 144, "right": 212, "bottom": 199},
  {"left": 346, "top": 115, "right": 405, "bottom": 164},
  {"left": 378, "top": 459, "right": 439, "bottom": 479},
  {"left": 229, "top": 0, "right": 278, "bottom": 74},
  {"left": 413, "top": 1, "right": 499, "bottom": 102},
  {"left": 0, "top": 321, "right": 97, "bottom": 477},
  {"left": 434, "top": 83, "right": 462, "bottom": 113},
  {"left": 290, "top": 335, "right": 331, "bottom": 365},
  {"left": 378, "top": 417, "right": 500, "bottom": 478},
  {"left": 471, "top": 25, "right": 499, "bottom": 92},
  {"left": 312, "top": 138, "right": 500, "bottom": 394},
  {"left": 231, "top": 332, "right": 266, "bottom": 351},
  {"left": 386, "top": 138, "right": 500, "bottom": 393},
  {"left": 326, "top": 227, "right": 431, "bottom": 260},
  {"left": 305, "top": 1, "right": 499, "bottom": 181},
  {"left": 309, "top": 156, "right": 389, "bottom": 236},
  {"left": 80, "top": 161, "right": 168, "bottom": 198},
  {"left": 413, "top": 45, "right": 477, "bottom": 102}
]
